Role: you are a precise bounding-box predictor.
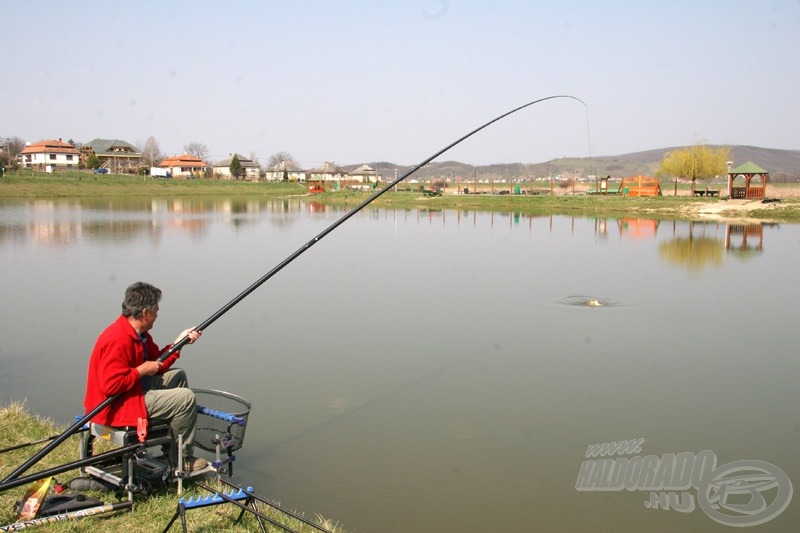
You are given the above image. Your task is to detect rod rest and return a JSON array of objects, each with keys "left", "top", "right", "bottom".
[
  {"left": 196, "top": 406, "right": 245, "bottom": 426},
  {"left": 179, "top": 486, "right": 253, "bottom": 509}
]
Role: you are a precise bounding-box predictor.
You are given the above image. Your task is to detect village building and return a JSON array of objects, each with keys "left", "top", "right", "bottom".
[
  {"left": 265, "top": 160, "right": 306, "bottom": 182},
  {"left": 18, "top": 139, "right": 80, "bottom": 171},
  {"left": 157, "top": 153, "right": 207, "bottom": 178},
  {"left": 307, "top": 161, "right": 345, "bottom": 183},
  {"left": 212, "top": 153, "right": 261, "bottom": 180},
  {"left": 347, "top": 164, "right": 380, "bottom": 184},
  {"left": 82, "top": 138, "right": 142, "bottom": 173}
]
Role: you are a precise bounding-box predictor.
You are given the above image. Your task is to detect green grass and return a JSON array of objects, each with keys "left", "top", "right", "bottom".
[
  {"left": 0, "top": 171, "right": 308, "bottom": 198},
  {"left": 0, "top": 403, "right": 343, "bottom": 532},
  {"left": 315, "top": 190, "right": 800, "bottom": 222}
]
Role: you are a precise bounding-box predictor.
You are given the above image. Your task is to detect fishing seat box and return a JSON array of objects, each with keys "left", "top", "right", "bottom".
[{"left": 88, "top": 418, "right": 172, "bottom": 446}]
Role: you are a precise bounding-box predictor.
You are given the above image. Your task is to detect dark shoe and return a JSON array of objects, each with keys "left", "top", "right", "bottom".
[{"left": 183, "top": 456, "right": 208, "bottom": 472}]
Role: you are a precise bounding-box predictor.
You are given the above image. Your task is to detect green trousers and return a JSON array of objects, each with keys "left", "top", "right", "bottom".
[{"left": 143, "top": 368, "right": 196, "bottom": 458}]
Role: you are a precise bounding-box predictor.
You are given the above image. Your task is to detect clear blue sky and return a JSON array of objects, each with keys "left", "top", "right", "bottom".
[{"left": 2, "top": 1, "right": 798, "bottom": 168}]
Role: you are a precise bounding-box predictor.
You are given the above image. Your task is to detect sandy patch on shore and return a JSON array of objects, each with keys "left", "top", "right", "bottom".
[{"left": 687, "top": 199, "right": 783, "bottom": 222}]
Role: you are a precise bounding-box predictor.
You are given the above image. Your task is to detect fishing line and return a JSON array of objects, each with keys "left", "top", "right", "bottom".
[
  {"left": 1, "top": 94, "right": 586, "bottom": 487},
  {"left": 160, "top": 95, "right": 587, "bottom": 357},
  {"left": 251, "top": 333, "right": 526, "bottom": 452},
  {"left": 585, "top": 104, "right": 594, "bottom": 183}
]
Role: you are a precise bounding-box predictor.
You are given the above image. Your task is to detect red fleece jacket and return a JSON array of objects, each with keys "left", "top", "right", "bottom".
[{"left": 84, "top": 314, "right": 180, "bottom": 427}]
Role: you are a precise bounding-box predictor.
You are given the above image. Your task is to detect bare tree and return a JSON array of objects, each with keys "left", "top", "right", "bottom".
[
  {"left": 142, "top": 136, "right": 164, "bottom": 167},
  {"left": 249, "top": 150, "right": 262, "bottom": 169},
  {"left": 184, "top": 142, "right": 209, "bottom": 162},
  {"left": 1, "top": 136, "right": 26, "bottom": 170},
  {"left": 3, "top": 136, "right": 26, "bottom": 158},
  {"left": 268, "top": 151, "right": 298, "bottom": 168}
]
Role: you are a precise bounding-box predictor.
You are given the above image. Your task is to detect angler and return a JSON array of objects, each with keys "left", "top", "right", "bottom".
[{"left": 83, "top": 281, "right": 206, "bottom": 473}]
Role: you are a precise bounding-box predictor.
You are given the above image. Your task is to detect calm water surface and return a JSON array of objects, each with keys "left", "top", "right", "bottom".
[{"left": 0, "top": 198, "right": 798, "bottom": 532}]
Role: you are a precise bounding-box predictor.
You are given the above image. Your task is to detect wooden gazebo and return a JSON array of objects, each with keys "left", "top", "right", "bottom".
[{"left": 728, "top": 161, "right": 767, "bottom": 199}]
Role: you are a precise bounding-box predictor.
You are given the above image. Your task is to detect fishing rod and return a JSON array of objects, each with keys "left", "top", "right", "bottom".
[
  {"left": 0, "top": 502, "right": 133, "bottom": 532},
  {"left": 1, "top": 94, "right": 586, "bottom": 486},
  {"left": 163, "top": 95, "right": 586, "bottom": 354},
  {"left": 0, "top": 434, "right": 62, "bottom": 455}
]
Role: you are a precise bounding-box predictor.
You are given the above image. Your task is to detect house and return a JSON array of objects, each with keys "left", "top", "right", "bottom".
[
  {"left": 157, "top": 153, "right": 207, "bottom": 178},
  {"left": 82, "top": 138, "right": 142, "bottom": 173},
  {"left": 265, "top": 160, "right": 306, "bottom": 182},
  {"left": 348, "top": 164, "right": 380, "bottom": 184},
  {"left": 212, "top": 153, "right": 261, "bottom": 180},
  {"left": 18, "top": 139, "right": 80, "bottom": 171},
  {"left": 307, "top": 161, "right": 345, "bottom": 182}
]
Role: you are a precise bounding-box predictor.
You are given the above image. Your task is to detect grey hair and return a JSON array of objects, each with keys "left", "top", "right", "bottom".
[{"left": 121, "top": 282, "right": 162, "bottom": 318}]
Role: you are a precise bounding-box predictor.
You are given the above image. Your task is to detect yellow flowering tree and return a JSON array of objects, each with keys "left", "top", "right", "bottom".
[{"left": 658, "top": 142, "right": 730, "bottom": 194}]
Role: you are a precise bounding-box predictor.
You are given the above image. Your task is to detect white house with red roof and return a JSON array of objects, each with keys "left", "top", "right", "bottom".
[
  {"left": 18, "top": 139, "right": 80, "bottom": 171},
  {"left": 157, "top": 153, "right": 207, "bottom": 178}
]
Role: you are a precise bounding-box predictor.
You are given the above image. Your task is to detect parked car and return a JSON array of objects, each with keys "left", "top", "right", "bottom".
[{"left": 93, "top": 168, "right": 109, "bottom": 174}]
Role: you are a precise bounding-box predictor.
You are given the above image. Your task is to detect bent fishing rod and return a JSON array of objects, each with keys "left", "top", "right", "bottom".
[{"left": 1, "top": 94, "right": 585, "bottom": 486}]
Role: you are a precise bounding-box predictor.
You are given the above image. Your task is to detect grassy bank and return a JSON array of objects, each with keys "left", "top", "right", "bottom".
[
  {"left": 0, "top": 403, "right": 341, "bottom": 532},
  {"left": 316, "top": 189, "right": 800, "bottom": 223},
  {"left": 3, "top": 171, "right": 800, "bottom": 223},
  {"left": 0, "top": 171, "right": 308, "bottom": 198}
]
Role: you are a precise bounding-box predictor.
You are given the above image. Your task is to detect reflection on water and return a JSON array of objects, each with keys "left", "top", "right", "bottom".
[
  {"left": 0, "top": 197, "right": 340, "bottom": 247},
  {"left": 0, "top": 200, "right": 770, "bottom": 276},
  {"left": 618, "top": 217, "right": 659, "bottom": 240},
  {"left": 0, "top": 199, "right": 797, "bottom": 532},
  {"left": 656, "top": 221, "right": 768, "bottom": 272},
  {"left": 726, "top": 223, "right": 765, "bottom": 254},
  {"left": 659, "top": 236, "right": 724, "bottom": 272}
]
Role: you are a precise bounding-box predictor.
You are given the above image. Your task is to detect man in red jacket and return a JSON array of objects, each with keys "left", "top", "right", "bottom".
[{"left": 84, "top": 281, "right": 206, "bottom": 471}]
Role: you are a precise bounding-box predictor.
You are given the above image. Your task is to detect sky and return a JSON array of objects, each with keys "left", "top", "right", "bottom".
[{"left": 2, "top": 0, "right": 798, "bottom": 168}]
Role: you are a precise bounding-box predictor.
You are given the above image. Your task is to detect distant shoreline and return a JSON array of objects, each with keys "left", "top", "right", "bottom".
[{"left": 2, "top": 172, "right": 799, "bottom": 223}]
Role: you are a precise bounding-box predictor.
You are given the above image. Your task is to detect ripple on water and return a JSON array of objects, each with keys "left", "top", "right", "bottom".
[{"left": 559, "top": 295, "right": 624, "bottom": 308}]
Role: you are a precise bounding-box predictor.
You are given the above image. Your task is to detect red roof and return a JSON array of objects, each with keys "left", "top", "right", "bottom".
[
  {"left": 19, "top": 139, "right": 79, "bottom": 155},
  {"left": 158, "top": 154, "right": 207, "bottom": 168}
]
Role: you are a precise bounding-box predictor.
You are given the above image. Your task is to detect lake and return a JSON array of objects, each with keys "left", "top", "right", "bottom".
[{"left": 0, "top": 197, "right": 798, "bottom": 532}]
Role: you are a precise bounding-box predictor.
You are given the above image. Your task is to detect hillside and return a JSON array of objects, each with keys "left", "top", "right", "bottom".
[{"left": 346, "top": 146, "right": 800, "bottom": 182}]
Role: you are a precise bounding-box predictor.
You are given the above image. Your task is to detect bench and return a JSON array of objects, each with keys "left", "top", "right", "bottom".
[{"left": 694, "top": 189, "right": 719, "bottom": 197}]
